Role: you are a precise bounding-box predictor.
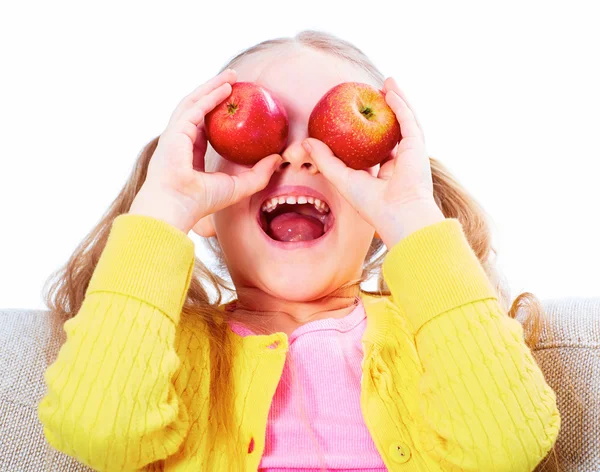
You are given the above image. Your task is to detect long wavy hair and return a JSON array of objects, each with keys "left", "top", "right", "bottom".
[{"left": 42, "top": 30, "right": 566, "bottom": 471}]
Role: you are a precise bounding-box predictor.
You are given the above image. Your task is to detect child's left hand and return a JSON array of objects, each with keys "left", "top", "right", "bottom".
[{"left": 303, "top": 77, "right": 445, "bottom": 247}]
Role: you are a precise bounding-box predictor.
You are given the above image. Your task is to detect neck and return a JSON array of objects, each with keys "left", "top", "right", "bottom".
[{"left": 230, "top": 285, "right": 361, "bottom": 336}]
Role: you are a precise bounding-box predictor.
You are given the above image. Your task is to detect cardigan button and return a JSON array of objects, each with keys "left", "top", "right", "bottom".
[{"left": 388, "top": 441, "right": 411, "bottom": 464}]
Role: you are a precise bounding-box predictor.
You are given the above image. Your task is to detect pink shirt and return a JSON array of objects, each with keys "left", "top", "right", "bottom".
[{"left": 227, "top": 299, "right": 387, "bottom": 471}]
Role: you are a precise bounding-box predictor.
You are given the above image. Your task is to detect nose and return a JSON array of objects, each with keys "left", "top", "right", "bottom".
[{"left": 275, "top": 139, "right": 318, "bottom": 175}]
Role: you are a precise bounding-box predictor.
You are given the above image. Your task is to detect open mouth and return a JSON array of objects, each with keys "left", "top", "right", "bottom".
[{"left": 258, "top": 195, "right": 335, "bottom": 242}]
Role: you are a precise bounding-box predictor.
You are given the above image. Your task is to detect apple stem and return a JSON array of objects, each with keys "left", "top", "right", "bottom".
[
  {"left": 360, "top": 106, "right": 374, "bottom": 120},
  {"left": 227, "top": 103, "right": 238, "bottom": 115}
]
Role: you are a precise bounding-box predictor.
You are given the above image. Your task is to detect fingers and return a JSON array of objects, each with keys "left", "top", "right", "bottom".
[
  {"left": 169, "top": 69, "right": 237, "bottom": 125},
  {"left": 302, "top": 138, "right": 351, "bottom": 191},
  {"left": 167, "top": 83, "right": 231, "bottom": 147},
  {"left": 187, "top": 68, "right": 237, "bottom": 102},
  {"left": 303, "top": 137, "right": 378, "bottom": 213},
  {"left": 225, "top": 154, "right": 283, "bottom": 204},
  {"left": 385, "top": 90, "right": 422, "bottom": 141},
  {"left": 383, "top": 77, "right": 424, "bottom": 137},
  {"left": 167, "top": 82, "right": 232, "bottom": 144},
  {"left": 180, "top": 82, "right": 232, "bottom": 126}
]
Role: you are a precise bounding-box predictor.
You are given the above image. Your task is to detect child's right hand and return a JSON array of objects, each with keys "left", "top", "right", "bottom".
[{"left": 129, "top": 69, "right": 283, "bottom": 233}]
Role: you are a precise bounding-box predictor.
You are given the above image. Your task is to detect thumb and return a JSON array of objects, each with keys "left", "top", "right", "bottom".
[
  {"left": 230, "top": 154, "right": 283, "bottom": 200},
  {"left": 303, "top": 138, "right": 376, "bottom": 207},
  {"left": 302, "top": 138, "right": 352, "bottom": 193},
  {"left": 254, "top": 153, "right": 284, "bottom": 177}
]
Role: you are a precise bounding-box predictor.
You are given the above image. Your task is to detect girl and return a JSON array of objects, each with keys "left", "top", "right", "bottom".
[{"left": 38, "top": 30, "right": 560, "bottom": 471}]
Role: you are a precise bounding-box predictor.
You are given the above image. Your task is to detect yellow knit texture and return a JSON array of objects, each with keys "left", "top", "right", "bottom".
[{"left": 37, "top": 214, "right": 560, "bottom": 471}]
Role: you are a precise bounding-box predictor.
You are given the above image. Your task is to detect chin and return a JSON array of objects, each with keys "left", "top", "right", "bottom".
[{"left": 261, "top": 273, "right": 337, "bottom": 302}]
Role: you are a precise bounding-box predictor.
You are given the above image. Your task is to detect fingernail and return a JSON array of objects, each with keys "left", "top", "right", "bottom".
[{"left": 302, "top": 141, "right": 312, "bottom": 153}]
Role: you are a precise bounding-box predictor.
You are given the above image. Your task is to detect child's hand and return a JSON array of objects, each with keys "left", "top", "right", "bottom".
[
  {"left": 302, "top": 77, "right": 444, "bottom": 246},
  {"left": 130, "top": 69, "right": 283, "bottom": 233}
]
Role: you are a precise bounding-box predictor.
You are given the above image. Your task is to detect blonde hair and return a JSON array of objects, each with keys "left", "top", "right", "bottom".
[{"left": 42, "top": 30, "right": 566, "bottom": 471}]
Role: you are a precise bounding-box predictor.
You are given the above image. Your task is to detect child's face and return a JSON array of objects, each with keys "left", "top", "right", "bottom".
[{"left": 198, "top": 46, "right": 382, "bottom": 303}]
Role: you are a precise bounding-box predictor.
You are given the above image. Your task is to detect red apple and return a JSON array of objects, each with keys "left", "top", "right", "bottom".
[
  {"left": 308, "top": 82, "right": 402, "bottom": 169},
  {"left": 204, "top": 82, "right": 289, "bottom": 165}
]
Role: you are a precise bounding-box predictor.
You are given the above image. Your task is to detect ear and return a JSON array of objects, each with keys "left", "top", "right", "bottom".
[{"left": 192, "top": 213, "right": 217, "bottom": 238}]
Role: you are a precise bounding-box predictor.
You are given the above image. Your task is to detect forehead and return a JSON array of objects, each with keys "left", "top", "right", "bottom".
[{"left": 231, "top": 45, "right": 378, "bottom": 112}]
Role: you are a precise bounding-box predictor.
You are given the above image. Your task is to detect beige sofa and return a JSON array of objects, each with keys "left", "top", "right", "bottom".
[{"left": 1, "top": 298, "right": 598, "bottom": 471}]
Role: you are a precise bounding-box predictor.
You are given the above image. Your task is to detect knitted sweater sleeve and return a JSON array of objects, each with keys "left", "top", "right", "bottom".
[
  {"left": 37, "top": 214, "right": 196, "bottom": 471},
  {"left": 381, "top": 218, "right": 560, "bottom": 471}
]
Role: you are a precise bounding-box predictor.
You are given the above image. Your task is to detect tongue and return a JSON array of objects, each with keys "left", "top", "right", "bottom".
[{"left": 268, "top": 212, "right": 324, "bottom": 242}]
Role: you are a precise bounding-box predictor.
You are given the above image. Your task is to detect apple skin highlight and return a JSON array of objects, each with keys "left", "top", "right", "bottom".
[
  {"left": 205, "top": 82, "right": 289, "bottom": 165},
  {"left": 308, "top": 82, "right": 402, "bottom": 169}
]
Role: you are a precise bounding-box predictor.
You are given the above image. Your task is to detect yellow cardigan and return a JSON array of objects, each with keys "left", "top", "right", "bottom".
[{"left": 38, "top": 214, "right": 560, "bottom": 471}]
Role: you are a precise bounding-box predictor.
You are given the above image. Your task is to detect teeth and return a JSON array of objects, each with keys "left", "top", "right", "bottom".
[{"left": 261, "top": 195, "right": 330, "bottom": 214}]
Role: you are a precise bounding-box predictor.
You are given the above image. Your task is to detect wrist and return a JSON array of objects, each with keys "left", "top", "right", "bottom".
[
  {"left": 376, "top": 200, "right": 445, "bottom": 249},
  {"left": 128, "top": 185, "right": 197, "bottom": 234}
]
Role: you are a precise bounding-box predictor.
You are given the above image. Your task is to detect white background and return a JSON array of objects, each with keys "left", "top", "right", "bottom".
[{"left": 1, "top": 0, "right": 598, "bottom": 310}]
